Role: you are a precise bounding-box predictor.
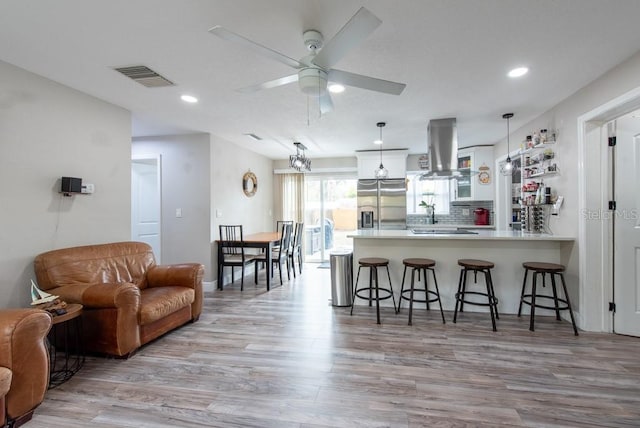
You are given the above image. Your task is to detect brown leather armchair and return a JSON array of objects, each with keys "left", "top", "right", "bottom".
[
  {"left": 34, "top": 241, "right": 204, "bottom": 358},
  {"left": 0, "top": 308, "right": 52, "bottom": 428}
]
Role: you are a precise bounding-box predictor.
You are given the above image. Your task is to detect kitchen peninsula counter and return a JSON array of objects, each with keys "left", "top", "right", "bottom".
[
  {"left": 410, "top": 224, "right": 496, "bottom": 230},
  {"left": 349, "top": 229, "right": 573, "bottom": 240},
  {"left": 347, "top": 229, "right": 575, "bottom": 316}
]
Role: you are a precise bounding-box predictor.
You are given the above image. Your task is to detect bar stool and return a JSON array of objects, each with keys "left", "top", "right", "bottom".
[
  {"left": 396, "top": 258, "right": 445, "bottom": 325},
  {"left": 518, "top": 262, "right": 579, "bottom": 335},
  {"left": 453, "top": 259, "right": 499, "bottom": 331},
  {"left": 350, "top": 257, "right": 396, "bottom": 324}
]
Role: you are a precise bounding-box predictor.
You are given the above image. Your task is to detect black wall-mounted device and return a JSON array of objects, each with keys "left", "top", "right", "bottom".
[{"left": 61, "top": 176, "right": 82, "bottom": 194}]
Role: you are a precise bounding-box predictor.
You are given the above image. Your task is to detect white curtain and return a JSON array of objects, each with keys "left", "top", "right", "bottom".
[{"left": 274, "top": 173, "right": 304, "bottom": 225}]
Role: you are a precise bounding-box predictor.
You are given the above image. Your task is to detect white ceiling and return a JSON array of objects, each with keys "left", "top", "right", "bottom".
[{"left": 2, "top": 0, "right": 640, "bottom": 160}]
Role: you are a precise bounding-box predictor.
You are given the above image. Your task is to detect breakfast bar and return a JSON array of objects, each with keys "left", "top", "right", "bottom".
[{"left": 348, "top": 229, "right": 575, "bottom": 314}]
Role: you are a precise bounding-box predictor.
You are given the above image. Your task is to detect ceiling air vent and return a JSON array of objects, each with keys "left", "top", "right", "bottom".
[
  {"left": 113, "top": 65, "right": 174, "bottom": 88},
  {"left": 244, "top": 133, "right": 263, "bottom": 141}
]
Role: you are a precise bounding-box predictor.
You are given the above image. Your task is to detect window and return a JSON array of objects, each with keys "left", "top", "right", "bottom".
[{"left": 406, "top": 172, "right": 451, "bottom": 215}]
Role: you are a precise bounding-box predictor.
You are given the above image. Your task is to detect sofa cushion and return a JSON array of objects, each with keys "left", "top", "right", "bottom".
[
  {"left": 139, "top": 287, "right": 194, "bottom": 325},
  {"left": 0, "top": 367, "right": 11, "bottom": 397},
  {"left": 34, "top": 242, "right": 155, "bottom": 290}
]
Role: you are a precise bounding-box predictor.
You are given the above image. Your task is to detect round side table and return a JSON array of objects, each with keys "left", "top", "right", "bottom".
[{"left": 48, "top": 303, "right": 85, "bottom": 388}]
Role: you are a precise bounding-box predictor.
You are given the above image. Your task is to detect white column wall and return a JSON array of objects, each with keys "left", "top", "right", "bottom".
[{"left": 0, "top": 60, "right": 131, "bottom": 308}]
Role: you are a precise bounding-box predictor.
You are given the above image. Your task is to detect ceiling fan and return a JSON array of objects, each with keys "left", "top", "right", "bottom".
[{"left": 208, "top": 7, "right": 406, "bottom": 114}]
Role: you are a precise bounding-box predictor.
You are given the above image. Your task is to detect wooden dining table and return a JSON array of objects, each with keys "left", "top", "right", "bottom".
[{"left": 217, "top": 231, "right": 281, "bottom": 291}]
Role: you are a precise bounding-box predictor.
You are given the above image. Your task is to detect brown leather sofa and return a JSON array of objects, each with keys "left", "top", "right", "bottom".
[
  {"left": 0, "top": 308, "right": 52, "bottom": 428},
  {"left": 34, "top": 241, "right": 204, "bottom": 358}
]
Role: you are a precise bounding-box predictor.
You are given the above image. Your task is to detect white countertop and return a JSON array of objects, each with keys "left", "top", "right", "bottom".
[
  {"left": 409, "top": 224, "right": 496, "bottom": 229},
  {"left": 348, "top": 229, "right": 574, "bottom": 241}
]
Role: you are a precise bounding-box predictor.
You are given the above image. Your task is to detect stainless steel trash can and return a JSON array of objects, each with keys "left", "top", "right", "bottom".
[{"left": 330, "top": 249, "right": 353, "bottom": 307}]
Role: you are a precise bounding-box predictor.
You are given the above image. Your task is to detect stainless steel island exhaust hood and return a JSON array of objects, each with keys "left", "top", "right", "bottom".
[{"left": 420, "top": 118, "right": 462, "bottom": 180}]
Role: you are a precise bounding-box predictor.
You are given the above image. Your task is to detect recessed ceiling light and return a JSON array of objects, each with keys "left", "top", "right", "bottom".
[
  {"left": 373, "top": 139, "right": 383, "bottom": 145},
  {"left": 507, "top": 67, "right": 529, "bottom": 78},
  {"left": 180, "top": 94, "right": 198, "bottom": 103},
  {"left": 328, "top": 83, "right": 345, "bottom": 93}
]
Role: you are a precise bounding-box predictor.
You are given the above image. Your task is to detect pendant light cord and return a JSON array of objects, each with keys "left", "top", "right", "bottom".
[
  {"left": 506, "top": 117, "right": 510, "bottom": 152},
  {"left": 379, "top": 126, "right": 383, "bottom": 164},
  {"left": 501, "top": 113, "right": 515, "bottom": 176}
]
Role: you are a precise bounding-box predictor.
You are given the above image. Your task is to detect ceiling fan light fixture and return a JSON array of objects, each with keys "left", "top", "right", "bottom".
[
  {"left": 209, "top": 6, "right": 406, "bottom": 116},
  {"left": 298, "top": 68, "right": 327, "bottom": 96}
]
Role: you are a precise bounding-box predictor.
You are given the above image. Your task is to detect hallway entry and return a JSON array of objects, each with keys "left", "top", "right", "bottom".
[{"left": 131, "top": 155, "right": 162, "bottom": 262}]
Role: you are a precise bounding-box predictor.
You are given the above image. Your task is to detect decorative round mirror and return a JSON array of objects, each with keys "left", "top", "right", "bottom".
[{"left": 242, "top": 171, "right": 257, "bottom": 197}]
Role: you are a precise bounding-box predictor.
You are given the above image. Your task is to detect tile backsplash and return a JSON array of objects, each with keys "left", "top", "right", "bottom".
[{"left": 407, "top": 201, "right": 494, "bottom": 226}]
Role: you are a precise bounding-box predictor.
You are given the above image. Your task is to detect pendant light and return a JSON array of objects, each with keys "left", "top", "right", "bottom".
[
  {"left": 289, "top": 142, "right": 311, "bottom": 172},
  {"left": 500, "top": 113, "right": 515, "bottom": 176},
  {"left": 374, "top": 122, "right": 388, "bottom": 179}
]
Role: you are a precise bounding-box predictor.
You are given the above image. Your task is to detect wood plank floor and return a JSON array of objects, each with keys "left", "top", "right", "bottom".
[{"left": 30, "top": 265, "right": 640, "bottom": 427}]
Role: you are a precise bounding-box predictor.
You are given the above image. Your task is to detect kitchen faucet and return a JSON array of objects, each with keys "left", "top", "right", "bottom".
[{"left": 424, "top": 203, "right": 437, "bottom": 224}]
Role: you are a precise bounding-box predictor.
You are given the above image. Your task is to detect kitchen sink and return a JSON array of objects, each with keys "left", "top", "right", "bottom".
[{"left": 411, "top": 229, "right": 479, "bottom": 235}]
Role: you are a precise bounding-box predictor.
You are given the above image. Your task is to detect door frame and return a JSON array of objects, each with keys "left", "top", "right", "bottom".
[
  {"left": 131, "top": 154, "right": 162, "bottom": 262},
  {"left": 304, "top": 174, "right": 358, "bottom": 263},
  {"left": 578, "top": 85, "right": 640, "bottom": 332}
]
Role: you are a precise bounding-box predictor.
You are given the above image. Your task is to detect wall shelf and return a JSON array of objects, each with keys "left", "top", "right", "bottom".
[{"left": 514, "top": 129, "right": 559, "bottom": 233}]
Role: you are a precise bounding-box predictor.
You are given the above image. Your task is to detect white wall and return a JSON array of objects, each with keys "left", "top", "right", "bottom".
[
  {"left": 211, "top": 137, "right": 274, "bottom": 234},
  {"left": 210, "top": 136, "right": 274, "bottom": 283},
  {"left": 0, "top": 60, "right": 131, "bottom": 308},
  {"left": 132, "top": 134, "right": 211, "bottom": 279},
  {"left": 492, "top": 50, "right": 640, "bottom": 330}
]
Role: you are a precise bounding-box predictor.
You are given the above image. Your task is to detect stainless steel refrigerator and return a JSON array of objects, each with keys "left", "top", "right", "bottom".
[{"left": 357, "top": 179, "right": 407, "bottom": 230}]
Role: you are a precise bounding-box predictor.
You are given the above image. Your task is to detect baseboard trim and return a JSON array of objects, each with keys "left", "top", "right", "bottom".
[{"left": 203, "top": 281, "right": 215, "bottom": 293}]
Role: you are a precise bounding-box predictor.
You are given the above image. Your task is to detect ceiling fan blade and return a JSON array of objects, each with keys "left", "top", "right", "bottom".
[
  {"left": 319, "top": 92, "right": 334, "bottom": 115},
  {"left": 209, "top": 25, "right": 303, "bottom": 70},
  {"left": 329, "top": 69, "right": 406, "bottom": 95},
  {"left": 236, "top": 74, "right": 298, "bottom": 93},
  {"left": 312, "top": 7, "right": 381, "bottom": 69}
]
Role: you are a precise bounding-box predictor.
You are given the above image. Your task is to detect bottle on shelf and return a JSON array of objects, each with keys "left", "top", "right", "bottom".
[{"left": 540, "top": 129, "right": 548, "bottom": 144}]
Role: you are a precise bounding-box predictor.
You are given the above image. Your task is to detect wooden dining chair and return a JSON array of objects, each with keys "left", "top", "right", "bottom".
[
  {"left": 272, "top": 220, "right": 294, "bottom": 252},
  {"left": 288, "top": 222, "right": 304, "bottom": 277},
  {"left": 276, "top": 220, "right": 294, "bottom": 232},
  {"left": 218, "top": 225, "right": 255, "bottom": 291},
  {"left": 255, "top": 222, "right": 292, "bottom": 286}
]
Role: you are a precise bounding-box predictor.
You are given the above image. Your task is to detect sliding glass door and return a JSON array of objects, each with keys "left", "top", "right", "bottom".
[{"left": 304, "top": 175, "right": 357, "bottom": 263}]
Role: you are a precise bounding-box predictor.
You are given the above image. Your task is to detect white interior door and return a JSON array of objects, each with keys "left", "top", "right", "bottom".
[
  {"left": 132, "top": 155, "right": 162, "bottom": 263},
  {"left": 613, "top": 113, "right": 640, "bottom": 336}
]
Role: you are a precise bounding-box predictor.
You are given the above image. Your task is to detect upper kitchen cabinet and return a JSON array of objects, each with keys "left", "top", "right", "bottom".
[
  {"left": 455, "top": 145, "right": 494, "bottom": 201},
  {"left": 356, "top": 149, "right": 408, "bottom": 179}
]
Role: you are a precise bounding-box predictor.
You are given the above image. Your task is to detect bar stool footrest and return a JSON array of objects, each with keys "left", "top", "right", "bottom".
[
  {"left": 520, "top": 294, "right": 571, "bottom": 312},
  {"left": 354, "top": 287, "right": 394, "bottom": 301},
  {"left": 455, "top": 291, "right": 498, "bottom": 307},
  {"left": 400, "top": 289, "right": 441, "bottom": 304}
]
